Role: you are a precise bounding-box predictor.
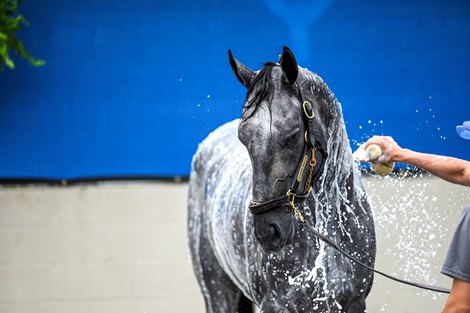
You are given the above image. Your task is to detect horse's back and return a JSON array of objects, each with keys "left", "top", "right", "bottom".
[
  {"left": 188, "top": 118, "right": 242, "bottom": 232},
  {"left": 187, "top": 119, "right": 255, "bottom": 300},
  {"left": 188, "top": 119, "right": 249, "bottom": 214}
]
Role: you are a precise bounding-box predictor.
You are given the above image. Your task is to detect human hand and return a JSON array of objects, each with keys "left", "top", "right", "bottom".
[{"left": 364, "top": 136, "right": 402, "bottom": 163}]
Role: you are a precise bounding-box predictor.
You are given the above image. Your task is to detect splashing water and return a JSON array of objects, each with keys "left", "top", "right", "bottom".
[{"left": 363, "top": 171, "right": 470, "bottom": 296}]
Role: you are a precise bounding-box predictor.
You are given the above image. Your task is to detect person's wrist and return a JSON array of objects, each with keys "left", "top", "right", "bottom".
[{"left": 394, "top": 148, "right": 410, "bottom": 163}]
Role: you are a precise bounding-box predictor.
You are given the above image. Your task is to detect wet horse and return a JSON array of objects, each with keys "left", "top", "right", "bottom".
[{"left": 188, "top": 47, "right": 376, "bottom": 313}]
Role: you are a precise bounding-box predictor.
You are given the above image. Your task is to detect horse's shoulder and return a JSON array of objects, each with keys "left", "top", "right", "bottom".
[
  {"left": 195, "top": 119, "right": 240, "bottom": 155},
  {"left": 191, "top": 119, "right": 247, "bottom": 178}
]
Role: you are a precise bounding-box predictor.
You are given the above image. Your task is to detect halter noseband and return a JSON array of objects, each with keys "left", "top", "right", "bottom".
[{"left": 248, "top": 86, "right": 327, "bottom": 220}]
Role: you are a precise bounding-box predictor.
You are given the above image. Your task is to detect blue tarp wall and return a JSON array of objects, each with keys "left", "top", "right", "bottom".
[{"left": 1, "top": 0, "right": 469, "bottom": 181}]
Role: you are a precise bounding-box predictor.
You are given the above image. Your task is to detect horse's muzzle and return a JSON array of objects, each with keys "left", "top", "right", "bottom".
[{"left": 253, "top": 208, "right": 296, "bottom": 253}]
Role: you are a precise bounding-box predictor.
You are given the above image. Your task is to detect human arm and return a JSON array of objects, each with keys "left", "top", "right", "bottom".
[
  {"left": 442, "top": 278, "right": 470, "bottom": 313},
  {"left": 364, "top": 136, "right": 470, "bottom": 187}
]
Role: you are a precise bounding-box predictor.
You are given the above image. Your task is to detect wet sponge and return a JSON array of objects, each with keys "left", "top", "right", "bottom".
[{"left": 353, "top": 144, "right": 395, "bottom": 176}]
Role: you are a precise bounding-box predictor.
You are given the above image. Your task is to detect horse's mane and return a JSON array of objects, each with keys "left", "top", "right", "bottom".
[{"left": 242, "top": 62, "right": 278, "bottom": 120}]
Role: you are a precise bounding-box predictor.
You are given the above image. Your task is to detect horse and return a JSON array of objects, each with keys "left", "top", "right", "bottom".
[{"left": 187, "top": 47, "right": 376, "bottom": 313}]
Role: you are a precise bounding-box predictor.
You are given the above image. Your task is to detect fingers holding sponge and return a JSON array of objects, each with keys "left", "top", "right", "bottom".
[
  {"left": 353, "top": 144, "right": 395, "bottom": 175},
  {"left": 352, "top": 143, "right": 382, "bottom": 162}
]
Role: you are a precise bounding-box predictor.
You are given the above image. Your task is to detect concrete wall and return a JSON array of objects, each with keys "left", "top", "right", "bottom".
[
  {"left": 0, "top": 182, "right": 203, "bottom": 313},
  {"left": 0, "top": 177, "right": 469, "bottom": 312}
]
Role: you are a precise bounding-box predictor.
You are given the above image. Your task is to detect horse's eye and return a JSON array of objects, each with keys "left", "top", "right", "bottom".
[{"left": 283, "top": 129, "right": 300, "bottom": 147}]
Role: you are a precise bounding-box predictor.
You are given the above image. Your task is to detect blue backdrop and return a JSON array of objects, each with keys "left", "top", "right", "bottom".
[{"left": 0, "top": 0, "right": 469, "bottom": 181}]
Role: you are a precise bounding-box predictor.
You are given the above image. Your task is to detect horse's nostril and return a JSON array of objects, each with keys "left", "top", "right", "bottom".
[
  {"left": 253, "top": 216, "right": 292, "bottom": 253},
  {"left": 268, "top": 224, "right": 283, "bottom": 245},
  {"left": 268, "top": 224, "right": 278, "bottom": 237}
]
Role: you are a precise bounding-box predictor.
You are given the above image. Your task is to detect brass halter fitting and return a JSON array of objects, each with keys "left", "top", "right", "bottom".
[
  {"left": 303, "top": 100, "right": 315, "bottom": 119},
  {"left": 286, "top": 190, "right": 305, "bottom": 223},
  {"left": 310, "top": 147, "right": 317, "bottom": 167}
]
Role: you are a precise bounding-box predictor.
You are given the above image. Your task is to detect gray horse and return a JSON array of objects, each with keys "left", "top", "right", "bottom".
[{"left": 188, "top": 47, "right": 376, "bottom": 313}]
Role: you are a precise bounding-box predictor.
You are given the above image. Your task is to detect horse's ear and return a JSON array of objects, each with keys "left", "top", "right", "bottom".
[
  {"left": 279, "top": 46, "right": 298, "bottom": 84},
  {"left": 228, "top": 49, "right": 255, "bottom": 88}
]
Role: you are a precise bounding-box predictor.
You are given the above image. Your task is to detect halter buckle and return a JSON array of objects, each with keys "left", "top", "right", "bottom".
[
  {"left": 286, "top": 189, "right": 296, "bottom": 204},
  {"left": 286, "top": 190, "right": 305, "bottom": 223}
]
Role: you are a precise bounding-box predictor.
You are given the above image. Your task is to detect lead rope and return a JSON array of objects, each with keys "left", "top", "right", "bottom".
[{"left": 288, "top": 204, "right": 451, "bottom": 294}]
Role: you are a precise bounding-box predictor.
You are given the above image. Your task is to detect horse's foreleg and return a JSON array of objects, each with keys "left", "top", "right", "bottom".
[
  {"left": 346, "top": 301, "right": 366, "bottom": 313},
  {"left": 259, "top": 297, "right": 289, "bottom": 313},
  {"left": 189, "top": 207, "right": 252, "bottom": 313},
  {"left": 196, "top": 236, "right": 252, "bottom": 313}
]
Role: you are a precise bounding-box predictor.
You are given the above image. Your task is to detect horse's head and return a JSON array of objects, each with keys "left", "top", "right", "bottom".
[{"left": 229, "top": 47, "right": 330, "bottom": 253}]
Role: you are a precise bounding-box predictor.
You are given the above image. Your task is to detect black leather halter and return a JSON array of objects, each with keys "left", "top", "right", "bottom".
[{"left": 248, "top": 84, "right": 327, "bottom": 219}]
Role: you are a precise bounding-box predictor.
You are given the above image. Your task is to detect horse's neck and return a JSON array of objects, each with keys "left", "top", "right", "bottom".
[
  {"left": 308, "top": 118, "right": 364, "bottom": 230},
  {"left": 324, "top": 118, "right": 354, "bottom": 182}
]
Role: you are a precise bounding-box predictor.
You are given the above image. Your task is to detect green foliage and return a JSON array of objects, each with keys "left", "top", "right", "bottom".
[{"left": 0, "top": 0, "right": 44, "bottom": 71}]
